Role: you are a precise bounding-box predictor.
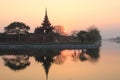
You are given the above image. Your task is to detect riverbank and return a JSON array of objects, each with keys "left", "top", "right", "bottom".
[{"left": 0, "top": 41, "right": 101, "bottom": 49}]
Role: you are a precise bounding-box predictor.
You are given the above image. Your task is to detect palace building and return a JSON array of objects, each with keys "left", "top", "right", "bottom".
[
  {"left": 32, "top": 8, "right": 58, "bottom": 42},
  {"left": 34, "top": 8, "right": 54, "bottom": 34}
]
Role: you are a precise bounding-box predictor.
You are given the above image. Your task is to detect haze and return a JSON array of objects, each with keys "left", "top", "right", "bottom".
[{"left": 0, "top": 0, "right": 120, "bottom": 38}]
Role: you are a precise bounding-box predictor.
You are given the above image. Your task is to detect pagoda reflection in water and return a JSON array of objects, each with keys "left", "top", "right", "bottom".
[{"left": 1, "top": 47, "right": 100, "bottom": 80}]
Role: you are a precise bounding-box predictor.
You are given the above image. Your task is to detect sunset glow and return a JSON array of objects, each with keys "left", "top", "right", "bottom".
[{"left": 0, "top": 0, "right": 120, "bottom": 38}]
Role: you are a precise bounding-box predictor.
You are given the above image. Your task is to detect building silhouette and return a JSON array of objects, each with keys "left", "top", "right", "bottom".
[{"left": 35, "top": 8, "right": 54, "bottom": 34}]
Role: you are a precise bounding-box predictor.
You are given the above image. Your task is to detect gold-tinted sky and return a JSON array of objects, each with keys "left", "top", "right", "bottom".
[{"left": 0, "top": 0, "right": 120, "bottom": 38}]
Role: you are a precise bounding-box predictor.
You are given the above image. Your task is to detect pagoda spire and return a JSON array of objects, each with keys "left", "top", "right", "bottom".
[
  {"left": 42, "top": 8, "right": 51, "bottom": 27},
  {"left": 45, "top": 8, "right": 48, "bottom": 19},
  {"left": 34, "top": 8, "right": 54, "bottom": 34}
]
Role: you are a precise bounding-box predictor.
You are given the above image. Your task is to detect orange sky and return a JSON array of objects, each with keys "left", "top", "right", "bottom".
[{"left": 0, "top": 0, "right": 120, "bottom": 38}]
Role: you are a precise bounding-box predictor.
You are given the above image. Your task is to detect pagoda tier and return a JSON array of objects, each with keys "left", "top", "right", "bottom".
[{"left": 35, "top": 8, "right": 54, "bottom": 34}]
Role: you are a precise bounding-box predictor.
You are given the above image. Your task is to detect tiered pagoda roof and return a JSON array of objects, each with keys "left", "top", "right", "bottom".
[{"left": 35, "top": 8, "right": 54, "bottom": 34}]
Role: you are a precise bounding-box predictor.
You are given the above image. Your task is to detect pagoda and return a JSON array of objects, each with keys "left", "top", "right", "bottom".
[{"left": 35, "top": 8, "right": 54, "bottom": 34}]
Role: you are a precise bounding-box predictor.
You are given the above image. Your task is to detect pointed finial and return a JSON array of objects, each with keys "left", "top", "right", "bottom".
[
  {"left": 46, "top": 73, "right": 48, "bottom": 80},
  {"left": 45, "top": 8, "right": 47, "bottom": 17}
]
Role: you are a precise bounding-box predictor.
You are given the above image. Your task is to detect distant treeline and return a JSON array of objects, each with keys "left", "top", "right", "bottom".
[
  {"left": 76, "top": 27, "right": 102, "bottom": 43},
  {"left": 0, "top": 22, "right": 101, "bottom": 43}
]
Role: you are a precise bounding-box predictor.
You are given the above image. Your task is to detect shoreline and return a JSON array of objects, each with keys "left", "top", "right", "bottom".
[{"left": 0, "top": 42, "right": 101, "bottom": 49}]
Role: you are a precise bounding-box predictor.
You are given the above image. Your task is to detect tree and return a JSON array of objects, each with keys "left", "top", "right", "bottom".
[
  {"left": 4, "top": 22, "right": 30, "bottom": 34},
  {"left": 76, "top": 26, "right": 101, "bottom": 43},
  {"left": 4, "top": 22, "right": 30, "bottom": 41},
  {"left": 87, "top": 26, "right": 101, "bottom": 42},
  {"left": 77, "top": 31, "right": 88, "bottom": 43},
  {"left": 71, "top": 30, "right": 79, "bottom": 37}
]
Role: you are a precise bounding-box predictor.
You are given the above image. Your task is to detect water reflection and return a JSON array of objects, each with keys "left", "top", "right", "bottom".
[
  {"left": 0, "top": 48, "right": 100, "bottom": 80},
  {"left": 3, "top": 55, "right": 30, "bottom": 71},
  {"left": 79, "top": 48, "right": 100, "bottom": 62},
  {"left": 34, "top": 49, "right": 61, "bottom": 80}
]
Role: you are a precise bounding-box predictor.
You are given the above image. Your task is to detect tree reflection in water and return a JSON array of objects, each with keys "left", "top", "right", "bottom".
[
  {"left": 0, "top": 47, "right": 100, "bottom": 80},
  {"left": 3, "top": 55, "right": 30, "bottom": 71},
  {"left": 78, "top": 49, "right": 100, "bottom": 62}
]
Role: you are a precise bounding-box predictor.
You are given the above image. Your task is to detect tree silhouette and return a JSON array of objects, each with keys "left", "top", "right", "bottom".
[
  {"left": 76, "top": 26, "right": 101, "bottom": 43},
  {"left": 87, "top": 27, "right": 101, "bottom": 43},
  {"left": 77, "top": 31, "right": 87, "bottom": 43},
  {"left": 71, "top": 30, "right": 79, "bottom": 37},
  {"left": 4, "top": 22, "right": 30, "bottom": 41},
  {"left": 4, "top": 22, "right": 30, "bottom": 34}
]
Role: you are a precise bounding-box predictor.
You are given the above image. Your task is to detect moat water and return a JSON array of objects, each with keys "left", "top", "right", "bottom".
[{"left": 0, "top": 41, "right": 120, "bottom": 80}]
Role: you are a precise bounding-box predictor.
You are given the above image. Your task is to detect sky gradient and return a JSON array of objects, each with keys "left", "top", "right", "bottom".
[{"left": 0, "top": 0, "right": 120, "bottom": 38}]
